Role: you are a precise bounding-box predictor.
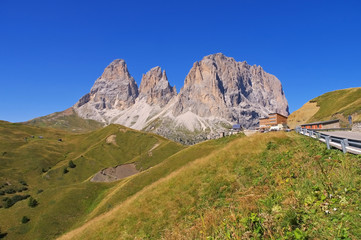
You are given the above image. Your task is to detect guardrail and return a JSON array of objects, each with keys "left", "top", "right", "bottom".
[{"left": 295, "top": 127, "right": 361, "bottom": 155}]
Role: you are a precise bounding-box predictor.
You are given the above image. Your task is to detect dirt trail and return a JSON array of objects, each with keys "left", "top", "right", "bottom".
[{"left": 147, "top": 142, "right": 160, "bottom": 156}]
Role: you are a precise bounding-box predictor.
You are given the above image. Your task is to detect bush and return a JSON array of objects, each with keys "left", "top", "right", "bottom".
[
  {"left": 28, "top": 197, "right": 38, "bottom": 208},
  {"left": 4, "top": 198, "right": 12, "bottom": 208},
  {"left": 3, "top": 195, "right": 30, "bottom": 208},
  {"left": 68, "top": 160, "right": 76, "bottom": 168},
  {"left": 21, "top": 216, "right": 30, "bottom": 224},
  {"left": 5, "top": 188, "right": 16, "bottom": 194},
  {"left": 63, "top": 167, "right": 69, "bottom": 174},
  {"left": 19, "top": 180, "right": 27, "bottom": 186}
]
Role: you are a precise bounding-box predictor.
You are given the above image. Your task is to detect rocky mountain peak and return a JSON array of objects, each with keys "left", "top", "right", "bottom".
[
  {"left": 74, "top": 59, "right": 139, "bottom": 118},
  {"left": 100, "top": 59, "right": 132, "bottom": 81},
  {"left": 173, "top": 53, "right": 289, "bottom": 125},
  {"left": 139, "top": 66, "right": 176, "bottom": 106}
]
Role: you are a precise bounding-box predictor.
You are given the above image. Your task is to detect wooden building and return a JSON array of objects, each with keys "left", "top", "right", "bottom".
[
  {"left": 300, "top": 119, "right": 340, "bottom": 130},
  {"left": 259, "top": 113, "right": 288, "bottom": 130}
]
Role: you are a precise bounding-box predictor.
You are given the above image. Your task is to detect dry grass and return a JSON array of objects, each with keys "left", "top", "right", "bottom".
[
  {"left": 287, "top": 101, "right": 319, "bottom": 129},
  {"left": 57, "top": 131, "right": 361, "bottom": 239},
  {"left": 57, "top": 133, "right": 281, "bottom": 240}
]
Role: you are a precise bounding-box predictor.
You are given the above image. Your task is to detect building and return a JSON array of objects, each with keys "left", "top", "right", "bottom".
[
  {"left": 259, "top": 113, "right": 288, "bottom": 130},
  {"left": 300, "top": 119, "right": 340, "bottom": 130},
  {"left": 232, "top": 124, "right": 242, "bottom": 131}
]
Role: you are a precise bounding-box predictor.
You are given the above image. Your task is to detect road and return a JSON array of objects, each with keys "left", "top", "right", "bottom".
[{"left": 321, "top": 131, "right": 361, "bottom": 141}]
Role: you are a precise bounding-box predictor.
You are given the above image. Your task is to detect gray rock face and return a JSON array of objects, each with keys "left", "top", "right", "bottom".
[
  {"left": 74, "top": 54, "right": 289, "bottom": 143},
  {"left": 77, "top": 59, "right": 138, "bottom": 111},
  {"left": 139, "top": 66, "right": 176, "bottom": 106},
  {"left": 172, "top": 53, "right": 288, "bottom": 128}
]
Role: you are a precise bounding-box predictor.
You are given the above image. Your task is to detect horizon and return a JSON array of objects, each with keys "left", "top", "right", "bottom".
[{"left": 1, "top": 0, "right": 360, "bottom": 122}]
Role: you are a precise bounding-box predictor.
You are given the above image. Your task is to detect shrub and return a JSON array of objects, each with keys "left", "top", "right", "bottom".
[
  {"left": 4, "top": 198, "right": 12, "bottom": 208},
  {"left": 3, "top": 195, "right": 30, "bottom": 208},
  {"left": 68, "top": 160, "right": 76, "bottom": 168},
  {"left": 21, "top": 216, "right": 30, "bottom": 224},
  {"left": 5, "top": 188, "right": 16, "bottom": 194},
  {"left": 63, "top": 167, "right": 69, "bottom": 174},
  {"left": 28, "top": 197, "right": 38, "bottom": 208},
  {"left": 19, "top": 180, "right": 27, "bottom": 186}
]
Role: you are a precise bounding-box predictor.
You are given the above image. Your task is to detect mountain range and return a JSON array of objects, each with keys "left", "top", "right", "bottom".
[{"left": 73, "top": 53, "right": 289, "bottom": 143}]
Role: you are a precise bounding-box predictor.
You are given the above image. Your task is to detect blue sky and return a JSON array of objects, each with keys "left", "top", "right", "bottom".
[{"left": 1, "top": 0, "right": 360, "bottom": 122}]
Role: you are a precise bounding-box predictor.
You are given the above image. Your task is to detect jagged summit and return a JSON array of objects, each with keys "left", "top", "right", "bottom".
[
  {"left": 100, "top": 59, "right": 133, "bottom": 81},
  {"left": 73, "top": 54, "right": 289, "bottom": 143},
  {"left": 139, "top": 66, "right": 176, "bottom": 106},
  {"left": 173, "top": 53, "right": 288, "bottom": 120},
  {"left": 75, "top": 59, "right": 138, "bottom": 118}
]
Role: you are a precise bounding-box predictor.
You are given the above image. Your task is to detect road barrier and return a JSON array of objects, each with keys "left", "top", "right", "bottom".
[{"left": 295, "top": 127, "right": 361, "bottom": 155}]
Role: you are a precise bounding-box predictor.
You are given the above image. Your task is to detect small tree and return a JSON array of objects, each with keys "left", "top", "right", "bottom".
[
  {"left": 28, "top": 197, "right": 38, "bottom": 208},
  {"left": 63, "top": 167, "right": 68, "bottom": 174},
  {"left": 21, "top": 216, "right": 30, "bottom": 224},
  {"left": 68, "top": 160, "right": 76, "bottom": 168}
]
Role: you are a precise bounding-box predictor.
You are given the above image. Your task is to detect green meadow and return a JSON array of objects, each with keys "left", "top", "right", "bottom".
[{"left": 1, "top": 121, "right": 361, "bottom": 239}]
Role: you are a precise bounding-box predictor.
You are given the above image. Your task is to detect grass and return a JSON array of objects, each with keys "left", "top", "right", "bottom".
[
  {"left": 0, "top": 122, "right": 185, "bottom": 239},
  {"left": 309, "top": 87, "right": 361, "bottom": 121},
  {"left": 58, "top": 132, "right": 361, "bottom": 240},
  {"left": 289, "top": 87, "right": 361, "bottom": 127},
  {"left": 2, "top": 118, "right": 361, "bottom": 239},
  {"left": 25, "top": 107, "right": 104, "bottom": 133},
  {"left": 287, "top": 101, "right": 319, "bottom": 129}
]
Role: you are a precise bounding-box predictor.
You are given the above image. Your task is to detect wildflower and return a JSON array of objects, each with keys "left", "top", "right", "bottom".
[
  {"left": 333, "top": 208, "right": 337, "bottom": 211},
  {"left": 325, "top": 210, "right": 330, "bottom": 214}
]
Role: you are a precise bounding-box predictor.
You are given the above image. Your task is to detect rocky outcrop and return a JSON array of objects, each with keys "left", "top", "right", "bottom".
[
  {"left": 172, "top": 53, "right": 288, "bottom": 128},
  {"left": 139, "top": 67, "right": 176, "bottom": 106},
  {"left": 75, "top": 59, "right": 138, "bottom": 122},
  {"left": 73, "top": 54, "right": 289, "bottom": 143}
]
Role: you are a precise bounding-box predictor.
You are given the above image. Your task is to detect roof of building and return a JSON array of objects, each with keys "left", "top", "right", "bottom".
[
  {"left": 300, "top": 119, "right": 340, "bottom": 127},
  {"left": 269, "top": 112, "right": 288, "bottom": 118},
  {"left": 232, "top": 124, "right": 241, "bottom": 129}
]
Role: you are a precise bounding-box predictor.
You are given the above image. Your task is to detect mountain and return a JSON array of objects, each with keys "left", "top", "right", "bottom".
[
  {"left": 74, "top": 53, "right": 289, "bottom": 143},
  {"left": 138, "top": 66, "right": 177, "bottom": 107},
  {"left": 288, "top": 87, "right": 361, "bottom": 129}
]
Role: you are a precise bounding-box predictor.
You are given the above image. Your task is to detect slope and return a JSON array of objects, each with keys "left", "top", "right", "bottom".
[
  {"left": 59, "top": 131, "right": 361, "bottom": 239},
  {"left": 288, "top": 87, "right": 361, "bottom": 128},
  {"left": 0, "top": 122, "right": 185, "bottom": 239},
  {"left": 25, "top": 107, "right": 104, "bottom": 133}
]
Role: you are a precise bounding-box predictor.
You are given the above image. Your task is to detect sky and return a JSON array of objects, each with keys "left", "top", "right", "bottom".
[{"left": 1, "top": 0, "right": 360, "bottom": 122}]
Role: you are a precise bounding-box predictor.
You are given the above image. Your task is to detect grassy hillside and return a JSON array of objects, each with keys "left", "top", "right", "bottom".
[
  {"left": 288, "top": 87, "right": 361, "bottom": 128},
  {"left": 0, "top": 122, "right": 186, "bottom": 239},
  {"left": 25, "top": 107, "right": 104, "bottom": 133},
  {"left": 287, "top": 102, "right": 319, "bottom": 129},
  {"left": 58, "top": 132, "right": 361, "bottom": 240},
  {"left": 2, "top": 119, "right": 361, "bottom": 239}
]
